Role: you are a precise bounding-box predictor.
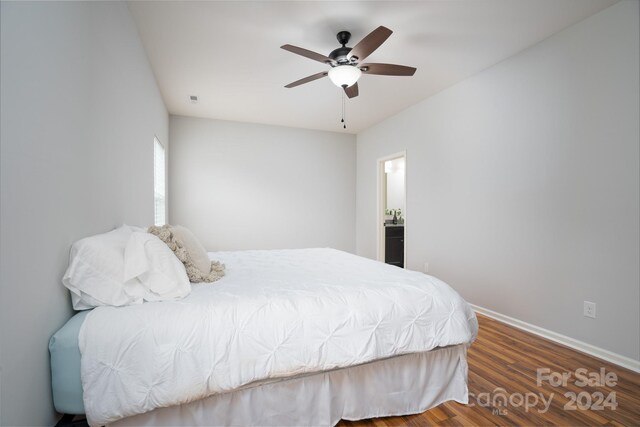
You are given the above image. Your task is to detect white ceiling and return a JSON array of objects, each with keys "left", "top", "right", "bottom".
[{"left": 128, "top": 0, "right": 616, "bottom": 134}]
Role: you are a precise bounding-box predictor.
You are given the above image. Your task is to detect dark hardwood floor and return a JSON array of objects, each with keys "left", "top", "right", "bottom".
[{"left": 339, "top": 314, "right": 640, "bottom": 426}]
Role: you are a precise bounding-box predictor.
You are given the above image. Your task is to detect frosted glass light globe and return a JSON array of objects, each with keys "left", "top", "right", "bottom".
[{"left": 328, "top": 65, "right": 362, "bottom": 88}]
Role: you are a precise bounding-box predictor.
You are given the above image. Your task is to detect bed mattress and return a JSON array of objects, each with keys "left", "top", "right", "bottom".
[
  {"left": 53, "top": 248, "right": 477, "bottom": 425},
  {"left": 49, "top": 318, "right": 470, "bottom": 426},
  {"left": 49, "top": 310, "right": 89, "bottom": 414}
]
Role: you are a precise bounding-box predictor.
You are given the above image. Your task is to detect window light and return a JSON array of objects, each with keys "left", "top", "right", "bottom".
[{"left": 153, "top": 137, "right": 166, "bottom": 226}]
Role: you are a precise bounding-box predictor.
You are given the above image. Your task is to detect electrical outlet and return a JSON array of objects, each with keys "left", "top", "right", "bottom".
[
  {"left": 424, "top": 262, "right": 429, "bottom": 273},
  {"left": 583, "top": 301, "right": 596, "bottom": 318}
]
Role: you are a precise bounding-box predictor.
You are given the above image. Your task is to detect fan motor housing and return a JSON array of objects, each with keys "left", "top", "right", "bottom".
[
  {"left": 329, "top": 31, "right": 354, "bottom": 64},
  {"left": 329, "top": 46, "right": 352, "bottom": 63}
]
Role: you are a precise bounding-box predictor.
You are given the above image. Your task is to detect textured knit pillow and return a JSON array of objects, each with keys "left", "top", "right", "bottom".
[
  {"left": 148, "top": 225, "right": 225, "bottom": 283},
  {"left": 171, "top": 225, "right": 211, "bottom": 275}
]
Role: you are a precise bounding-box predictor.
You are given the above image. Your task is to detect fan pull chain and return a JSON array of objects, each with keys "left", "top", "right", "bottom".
[{"left": 341, "top": 90, "right": 346, "bottom": 129}]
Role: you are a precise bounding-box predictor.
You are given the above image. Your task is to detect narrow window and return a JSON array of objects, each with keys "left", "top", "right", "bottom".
[{"left": 153, "top": 137, "right": 166, "bottom": 226}]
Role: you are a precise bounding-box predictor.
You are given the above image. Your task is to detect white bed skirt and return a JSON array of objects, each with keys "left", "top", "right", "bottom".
[{"left": 110, "top": 345, "right": 469, "bottom": 427}]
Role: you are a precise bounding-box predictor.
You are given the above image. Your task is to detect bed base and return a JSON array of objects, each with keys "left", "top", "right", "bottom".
[{"left": 109, "top": 345, "right": 469, "bottom": 427}]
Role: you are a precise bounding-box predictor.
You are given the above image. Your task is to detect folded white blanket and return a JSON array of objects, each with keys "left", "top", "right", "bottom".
[{"left": 79, "top": 248, "right": 478, "bottom": 425}]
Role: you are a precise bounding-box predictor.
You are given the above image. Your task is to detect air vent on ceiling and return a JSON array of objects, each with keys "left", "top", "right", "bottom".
[{"left": 189, "top": 95, "right": 198, "bottom": 104}]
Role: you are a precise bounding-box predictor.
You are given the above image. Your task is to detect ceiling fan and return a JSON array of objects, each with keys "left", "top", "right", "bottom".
[{"left": 281, "top": 26, "right": 417, "bottom": 99}]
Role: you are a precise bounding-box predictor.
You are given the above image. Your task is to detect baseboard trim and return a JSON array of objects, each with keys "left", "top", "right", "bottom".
[{"left": 470, "top": 304, "right": 640, "bottom": 373}]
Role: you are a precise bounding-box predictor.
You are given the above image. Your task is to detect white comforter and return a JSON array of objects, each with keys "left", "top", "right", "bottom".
[{"left": 79, "top": 248, "right": 478, "bottom": 425}]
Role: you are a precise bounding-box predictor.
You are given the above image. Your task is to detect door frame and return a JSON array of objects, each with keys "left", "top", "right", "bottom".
[{"left": 376, "top": 150, "right": 406, "bottom": 267}]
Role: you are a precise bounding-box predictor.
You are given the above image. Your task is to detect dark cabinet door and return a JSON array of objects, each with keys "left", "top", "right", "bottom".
[{"left": 385, "top": 226, "right": 404, "bottom": 267}]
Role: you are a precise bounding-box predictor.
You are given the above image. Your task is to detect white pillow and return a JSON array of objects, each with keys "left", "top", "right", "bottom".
[
  {"left": 63, "top": 226, "right": 191, "bottom": 310},
  {"left": 63, "top": 225, "right": 138, "bottom": 310},
  {"left": 124, "top": 232, "right": 190, "bottom": 302}
]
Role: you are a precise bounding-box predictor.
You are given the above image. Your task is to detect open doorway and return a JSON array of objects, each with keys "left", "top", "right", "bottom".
[{"left": 377, "top": 151, "right": 406, "bottom": 268}]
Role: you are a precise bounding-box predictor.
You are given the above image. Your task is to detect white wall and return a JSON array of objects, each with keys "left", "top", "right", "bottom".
[
  {"left": 0, "top": 2, "right": 168, "bottom": 425},
  {"left": 356, "top": 1, "right": 639, "bottom": 361},
  {"left": 170, "top": 116, "right": 356, "bottom": 252}
]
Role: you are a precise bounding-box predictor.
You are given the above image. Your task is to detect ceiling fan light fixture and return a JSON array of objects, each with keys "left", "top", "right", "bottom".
[{"left": 328, "top": 65, "right": 361, "bottom": 88}]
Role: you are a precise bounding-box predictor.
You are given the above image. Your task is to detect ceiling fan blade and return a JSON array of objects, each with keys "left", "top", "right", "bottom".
[
  {"left": 348, "top": 26, "right": 393, "bottom": 62},
  {"left": 284, "top": 71, "right": 328, "bottom": 88},
  {"left": 281, "top": 44, "right": 333, "bottom": 64},
  {"left": 361, "top": 63, "right": 416, "bottom": 76},
  {"left": 344, "top": 82, "right": 359, "bottom": 98}
]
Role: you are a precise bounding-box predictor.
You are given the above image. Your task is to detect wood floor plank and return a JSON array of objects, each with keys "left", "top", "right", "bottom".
[{"left": 337, "top": 314, "right": 640, "bottom": 427}]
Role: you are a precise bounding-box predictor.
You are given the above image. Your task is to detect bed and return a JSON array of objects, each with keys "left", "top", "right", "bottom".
[{"left": 50, "top": 247, "right": 478, "bottom": 426}]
